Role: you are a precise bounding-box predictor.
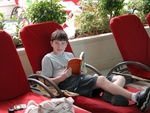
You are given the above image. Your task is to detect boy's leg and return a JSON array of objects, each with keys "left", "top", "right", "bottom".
[
  {"left": 95, "top": 76, "right": 132, "bottom": 99},
  {"left": 110, "top": 75, "right": 126, "bottom": 87},
  {"left": 101, "top": 75, "right": 129, "bottom": 106},
  {"left": 101, "top": 90, "right": 129, "bottom": 106},
  {"left": 96, "top": 76, "right": 150, "bottom": 112}
]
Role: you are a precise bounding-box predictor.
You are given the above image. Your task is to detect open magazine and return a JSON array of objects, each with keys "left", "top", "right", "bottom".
[{"left": 67, "top": 52, "right": 86, "bottom": 75}]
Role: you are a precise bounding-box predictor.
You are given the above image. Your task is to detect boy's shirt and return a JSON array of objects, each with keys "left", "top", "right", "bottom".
[{"left": 41, "top": 52, "right": 74, "bottom": 77}]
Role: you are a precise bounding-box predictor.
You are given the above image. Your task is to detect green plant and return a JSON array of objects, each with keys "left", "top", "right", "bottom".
[
  {"left": 142, "top": 0, "right": 150, "bottom": 15},
  {"left": 0, "top": 12, "right": 5, "bottom": 30},
  {"left": 25, "top": 0, "right": 66, "bottom": 24},
  {"left": 75, "top": 0, "right": 125, "bottom": 37},
  {"left": 75, "top": 0, "right": 103, "bottom": 36},
  {"left": 99, "top": 0, "right": 125, "bottom": 33},
  {"left": 126, "top": 0, "right": 147, "bottom": 24},
  {"left": 99, "top": 0, "right": 125, "bottom": 19}
]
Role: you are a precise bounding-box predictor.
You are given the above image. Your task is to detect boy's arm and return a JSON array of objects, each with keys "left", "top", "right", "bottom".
[
  {"left": 41, "top": 56, "right": 53, "bottom": 77},
  {"left": 45, "top": 68, "right": 72, "bottom": 85}
]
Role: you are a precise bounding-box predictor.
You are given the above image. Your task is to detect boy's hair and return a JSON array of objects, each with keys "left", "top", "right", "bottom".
[{"left": 51, "top": 29, "right": 68, "bottom": 42}]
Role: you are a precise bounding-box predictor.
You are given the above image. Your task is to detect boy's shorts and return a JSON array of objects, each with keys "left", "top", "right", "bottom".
[{"left": 58, "top": 75, "right": 113, "bottom": 97}]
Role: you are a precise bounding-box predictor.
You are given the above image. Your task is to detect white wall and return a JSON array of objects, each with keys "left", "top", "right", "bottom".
[{"left": 0, "top": 1, "right": 15, "bottom": 19}]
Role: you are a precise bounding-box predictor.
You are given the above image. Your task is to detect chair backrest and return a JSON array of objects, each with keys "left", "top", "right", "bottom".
[
  {"left": 146, "top": 12, "right": 150, "bottom": 27},
  {"left": 0, "top": 30, "right": 31, "bottom": 101},
  {"left": 110, "top": 14, "right": 150, "bottom": 79},
  {"left": 64, "top": 0, "right": 80, "bottom": 5},
  {"left": 20, "top": 22, "right": 73, "bottom": 74},
  {"left": 15, "top": 0, "right": 19, "bottom": 5}
]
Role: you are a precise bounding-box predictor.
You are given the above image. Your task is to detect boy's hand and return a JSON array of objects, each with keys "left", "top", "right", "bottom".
[
  {"left": 61, "top": 67, "right": 72, "bottom": 81},
  {"left": 65, "top": 67, "right": 72, "bottom": 77},
  {"left": 60, "top": 68, "right": 72, "bottom": 82}
]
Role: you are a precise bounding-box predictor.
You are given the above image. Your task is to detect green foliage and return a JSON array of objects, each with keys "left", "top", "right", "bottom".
[
  {"left": 75, "top": 0, "right": 125, "bottom": 36},
  {"left": 0, "top": 12, "right": 5, "bottom": 30},
  {"left": 25, "top": 0, "right": 66, "bottom": 24},
  {"left": 75, "top": 0, "right": 105, "bottom": 36},
  {"left": 99, "top": 0, "right": 125, "bottom": 19},
  {"left": 143, "top": 0, "right": 150, "bottom": 15},
  {"left": 126, "top": 0, "right": 147, "bottom": 24},
  {"left": 127, "top": 0, "right": 144, "bottom": 12}
]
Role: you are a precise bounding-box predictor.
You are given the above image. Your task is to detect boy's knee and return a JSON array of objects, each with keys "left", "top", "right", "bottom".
[
  {"left": 113, "top": 75, "right": 125, "bottom": 81},
  {"left": 118, "top": 75, "right": 126, "bottom": 82},
  {"left": 113, "top": 75, "right": 126, "bottom": 86},
  {"left": 97, "top": 76, "right": 108, "bottom": 85}
]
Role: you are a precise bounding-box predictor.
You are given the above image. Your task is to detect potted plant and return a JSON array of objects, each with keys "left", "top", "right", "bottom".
[
  {"left": 75, "top": 0, "right": 125, "bottom": 38},
  {"left": 24, "top": 0, "right": 66, "bottom": 24}
]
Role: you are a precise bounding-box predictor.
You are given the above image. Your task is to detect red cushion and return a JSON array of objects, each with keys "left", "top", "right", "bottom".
[
  {"left": 110, "top": 14, "right": 150, "bottom": 79},
  {"left": 0, "top": 31, "right": 31, "bottom": 101},
  {"left": 73, "top": 86, "right": 150, "bottom": 113},
  {"left": 0, "top": 92, "right": 90, "bottom": 113},
  {"left": 63, "top": 0, "right": 80, "bottom": 5},
  {"left": 15, "top": 0, "right": 19, "bottom": 5}
]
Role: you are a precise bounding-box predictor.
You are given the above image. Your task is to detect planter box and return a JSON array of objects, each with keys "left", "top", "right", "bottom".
[{"left": 17, "top": 26, "right": 150, "bottom": 76}]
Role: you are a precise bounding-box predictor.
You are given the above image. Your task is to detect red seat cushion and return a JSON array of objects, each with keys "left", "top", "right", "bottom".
[
  {"left": 73, "top": 86, "right": 150, "bottom": 113},
  {"left": 0, "top": 92, "right": 91, "bottom": 113},
  {"left": 0, "top": 31, "right": 31, "bottom": 101}
]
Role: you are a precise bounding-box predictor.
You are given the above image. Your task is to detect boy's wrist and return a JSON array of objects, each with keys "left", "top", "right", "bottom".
[{"left": 59, "top": 73, "right": 67, "bottom": 82}]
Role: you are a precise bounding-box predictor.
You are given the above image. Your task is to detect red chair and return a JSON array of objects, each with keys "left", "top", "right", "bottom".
[
  {"left": 15, "top": 0, "right": 19, "bottom": 5},
  {"left": 20, "top": 21, "right": 150, "bottom": 113},
  {"left": 146, "top": 12, "right": 150, "bottom": 27},
  {"left": 0, "top": 30, "right": 91, "bottom": 113},
  {"left": 63, "top": 0, "right": 80, "bottom": 5},
  {"left": 109, "top": 14, "right": 150, "bottom": 80}
]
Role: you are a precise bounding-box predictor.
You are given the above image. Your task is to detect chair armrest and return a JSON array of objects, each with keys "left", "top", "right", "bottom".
[
  {"left": 28, "top": 78, "right": 55, "bottom": 98},
  {"left": 85, "top": 63, "right": 102, "bottom": 75},
  {"left": 107, "top": 61, "right": 150, "bottom": 76},
  {"left": 28, "top": 74, "right": 64, "bottom": 97}
]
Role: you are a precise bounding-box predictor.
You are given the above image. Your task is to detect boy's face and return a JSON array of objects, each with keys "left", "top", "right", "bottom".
[{"left": 50, "top": 40, "right": 68, "bottom": 55}]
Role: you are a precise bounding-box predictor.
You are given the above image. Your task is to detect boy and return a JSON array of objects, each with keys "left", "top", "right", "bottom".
[{"left": 41, "top": 29, "right": 150, "bottom": 112}]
